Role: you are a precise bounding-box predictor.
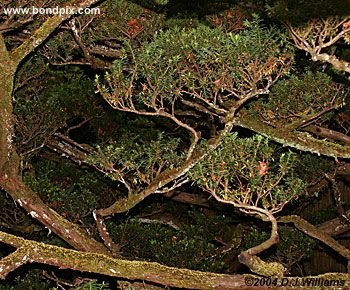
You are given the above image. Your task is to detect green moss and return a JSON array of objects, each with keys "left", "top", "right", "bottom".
[
  {"left": 71, "top": 282, "right": 110, "bottom": 290},
  {"left": 235, "top": 113, "right": 350, "bottom": 158},
  {"left": 249, "top": 255, "right": 285, "bottom": 277}
]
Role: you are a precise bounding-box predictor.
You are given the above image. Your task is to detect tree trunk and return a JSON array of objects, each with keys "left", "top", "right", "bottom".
[{"left": 0, "top": 35, "right": 109, "bottom": 255}]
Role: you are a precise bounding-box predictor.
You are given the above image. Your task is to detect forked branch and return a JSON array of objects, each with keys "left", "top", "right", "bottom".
[
  {"left": 287, "top": 17, "right": 350, "bottom": 73},
  {"left": 210, "top": 192, "right": 285, "bottom": 277}
]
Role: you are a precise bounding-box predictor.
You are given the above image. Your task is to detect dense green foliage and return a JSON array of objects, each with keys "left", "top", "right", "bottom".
[
  {"left": 190, "top": 134, "right": 304, "bottom": 212},
  {"left": 107, "top": 206, "right": 236, "bottom": 272},
  {"left": 243, "top": 225, "right": 317, "bottom": 271},
  {"left": 99, "top": 17, "right": 292, "bottom": 111},
  {"left": 24, "top": 159, "right": 113, "bottom": 221},
  {"left": 1, "top": 0, "right": 350, "bottom": 287},
  {"left": 250, "top": 71, "right": 347, "bottom": 128},
  {"left": 90, "top": 133, "right": 184, "bottom": 186}
]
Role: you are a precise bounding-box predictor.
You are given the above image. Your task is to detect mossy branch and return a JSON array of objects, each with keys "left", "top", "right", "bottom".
[
  {"left": 95, "top": 107, "right": 241, "bottom": 217},
  {"left": 1, "top": 230, "right": 349, "bottom": 289},
  {"left": 279, "top": 215, "right": 350, "bottom": 262},
  {"left": 0, "top": 230, "right": 251, "bottom": 289},
  {"left": 234, "top": 115, "right": 350, "bottom": 159}
]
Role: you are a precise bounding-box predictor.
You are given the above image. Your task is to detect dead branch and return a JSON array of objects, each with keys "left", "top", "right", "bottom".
[
  {"left": 93, "top": 210, "right": 120, "bottom": 254},
  {"left": 303, "top": 125, "right": 350, "bottom": 145},
  {"left": 317, "top": 210, "right": 350, "bottom": 237}
]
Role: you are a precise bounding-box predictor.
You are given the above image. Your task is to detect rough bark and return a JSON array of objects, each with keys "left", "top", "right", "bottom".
[
  {"left": 0, "top": 176, "right": 110, "bottom": 254},
  {"left": 304, "top": 125, "right": 350, "bottom": 145},
  {"left": 317, "top": 211, "right": 350, "bottom": 236},
  {"left": 0, "top": 230, "right": 349, "bottom": 289},
  {"left": 234, "top": 113, "right": 350, "bottom": 159},
  {"left": 279, "top": 215, "right": 350, "bottom": 261},
  {"left": 0, "top": 34, "right": 16, "bottom": 175},
  {"left": 9, "top": 0, "right": 103, "bottom": 64},
  {"left": 0, "top": 0, "right": 111, "bottom": 255},
  {"left": 310, "top": 53, "right": 350, "bottom": 73}
]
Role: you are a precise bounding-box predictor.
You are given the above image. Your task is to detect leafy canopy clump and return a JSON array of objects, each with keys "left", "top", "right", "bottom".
[
  {"left": 24, "top": 159, "right": 106, "bottom": 220},
  {"left": 97, "top": 17, "right": 292, "bottom": 112},
  {"left": 189, "top": 134, "right": 305, "bottom": 213},
  {"left": 249, "top": 71, "right": 347, "bottom": 128},
  {"left": 89, "top": 133, "right": 184, "bottom": 187}
]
